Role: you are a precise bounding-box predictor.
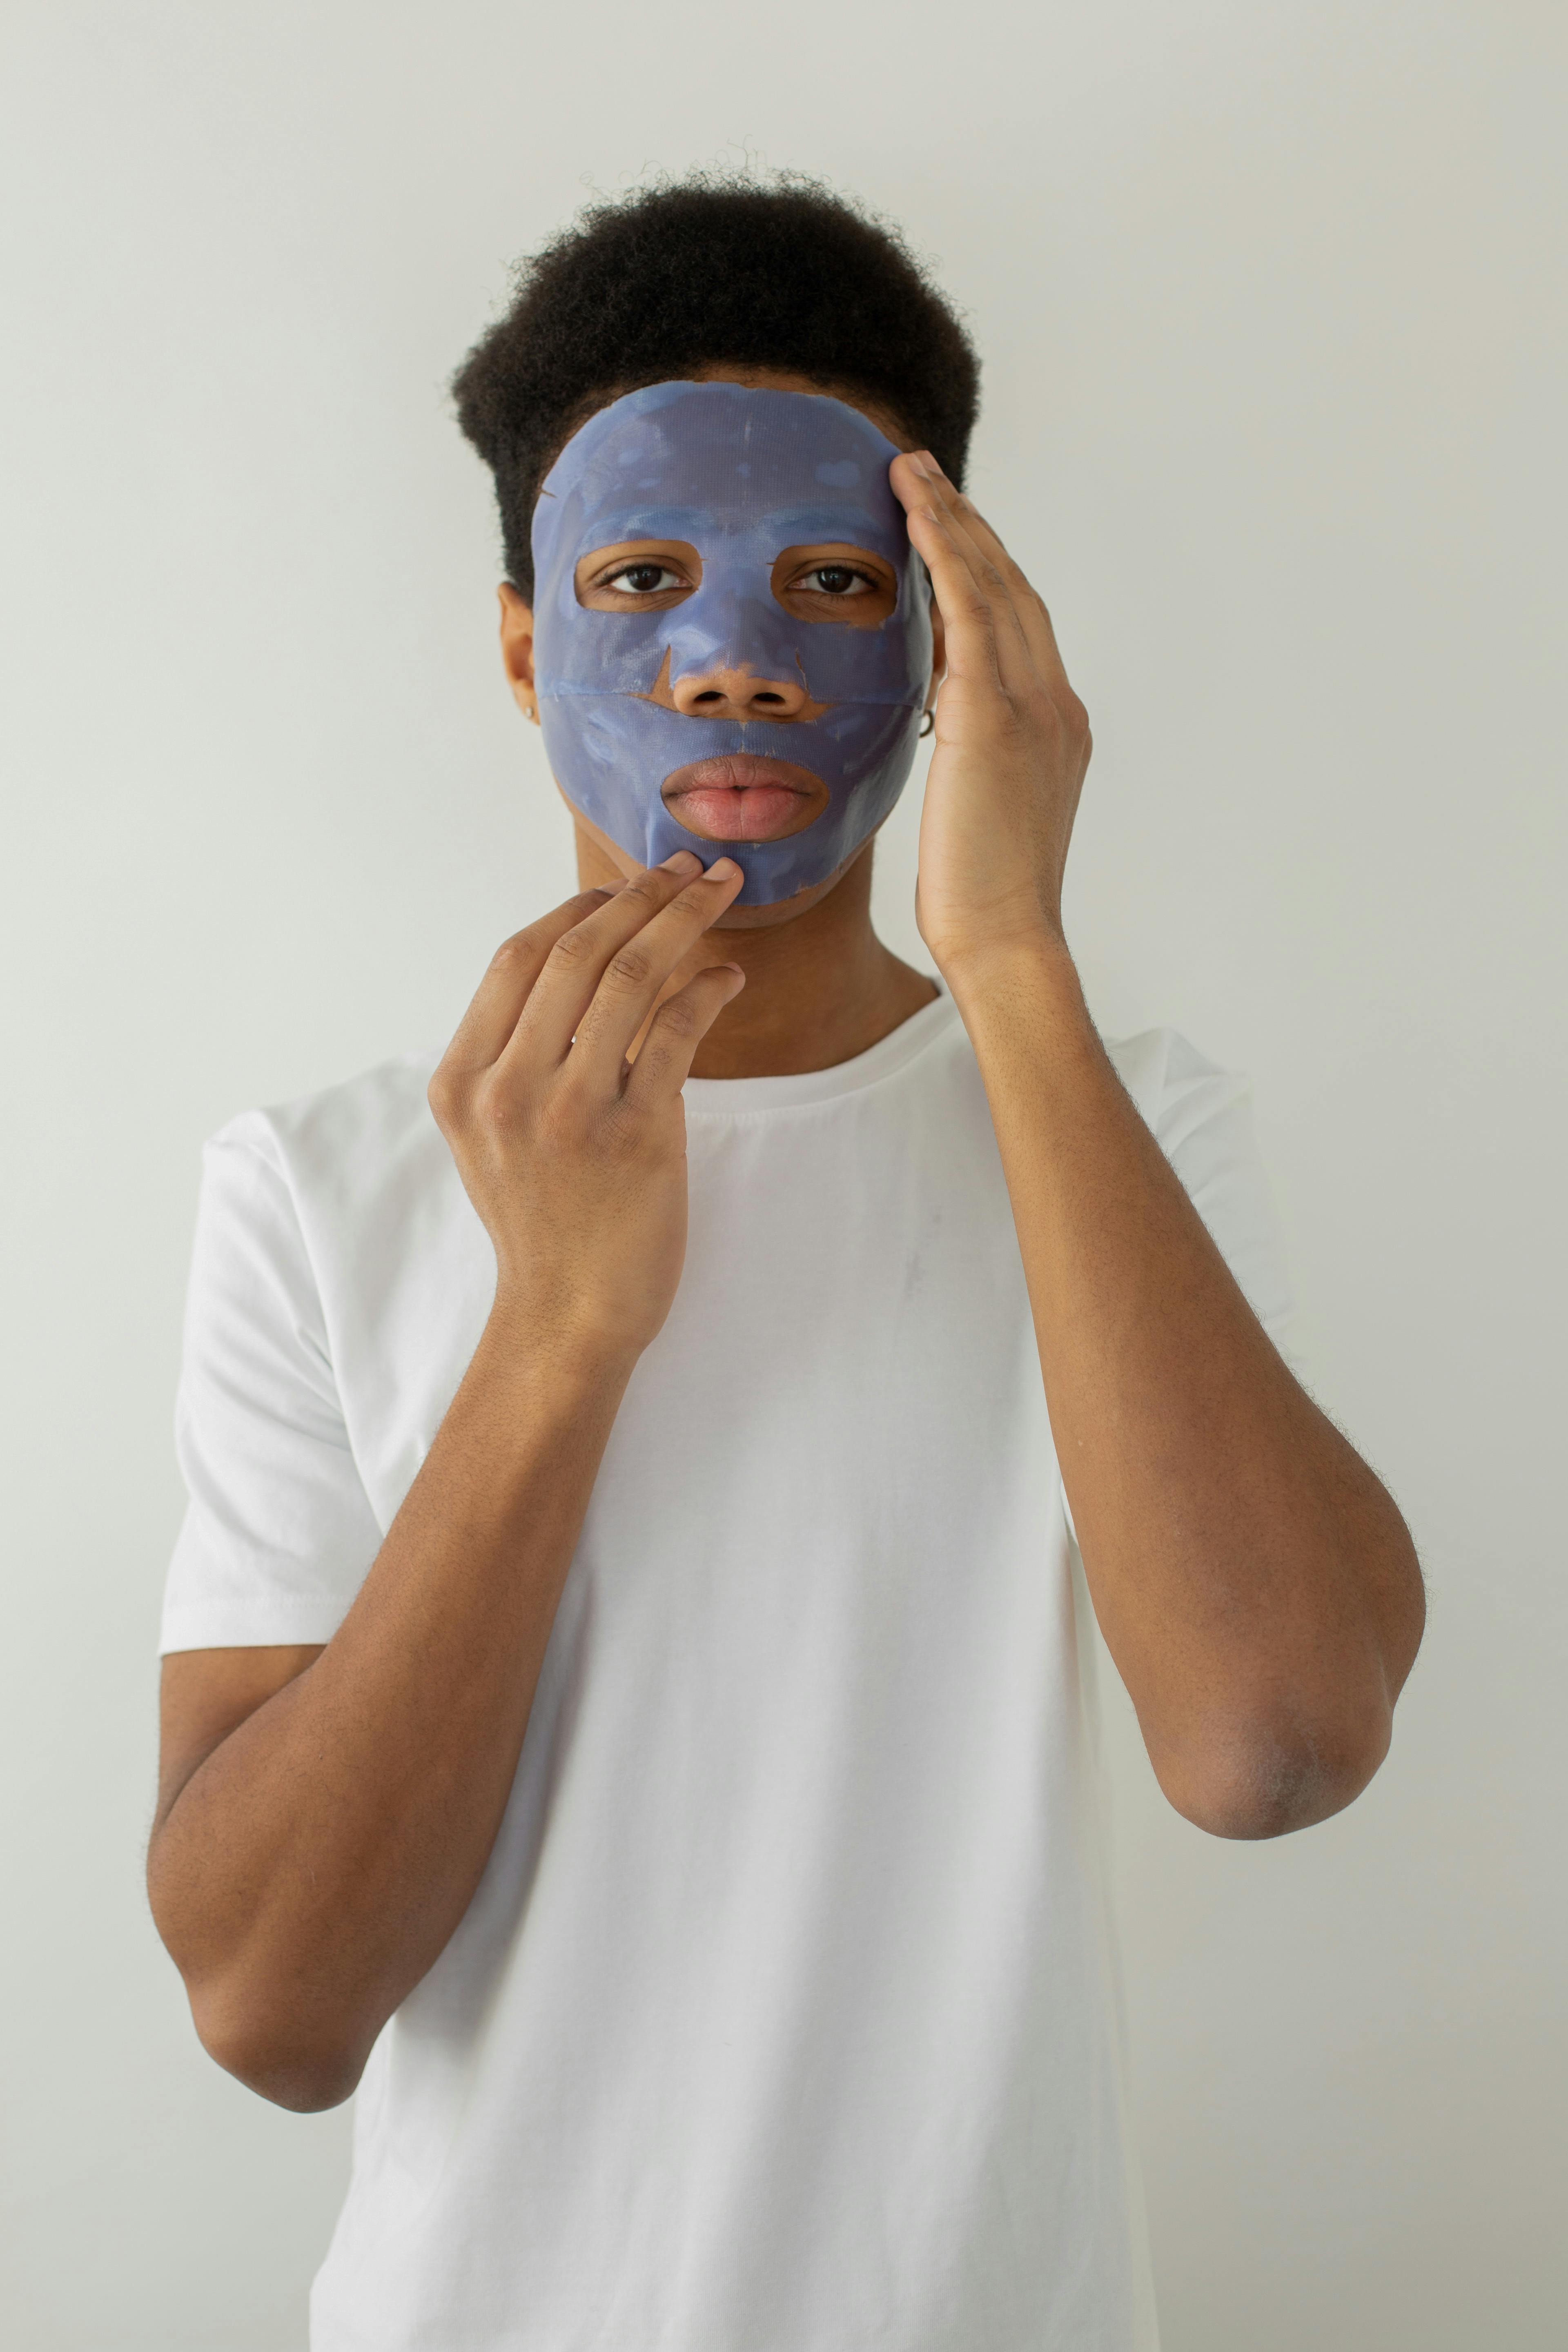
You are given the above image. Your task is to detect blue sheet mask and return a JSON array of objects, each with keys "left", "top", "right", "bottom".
[{"left": 530, "top": 381, "right": 932, "bottom": 906}]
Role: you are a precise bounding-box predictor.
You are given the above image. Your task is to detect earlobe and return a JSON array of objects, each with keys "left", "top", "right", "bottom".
[{"left": 497, "top": 583, "right": 539, "bottom": 721}]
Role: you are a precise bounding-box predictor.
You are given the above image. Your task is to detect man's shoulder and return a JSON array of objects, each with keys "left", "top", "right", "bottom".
[{"left": 205, "top": 1045, "right": 448, "bottom": 1219}]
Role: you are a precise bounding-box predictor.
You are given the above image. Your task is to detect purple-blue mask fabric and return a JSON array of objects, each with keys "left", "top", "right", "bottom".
[{"left": 530, "top": 381, "right": 932, "bottom": 906}]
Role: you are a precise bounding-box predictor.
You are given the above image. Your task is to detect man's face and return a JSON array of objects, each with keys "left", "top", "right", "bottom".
[{"left": 527, "top": 381, "right": 935, "bottom": 909}]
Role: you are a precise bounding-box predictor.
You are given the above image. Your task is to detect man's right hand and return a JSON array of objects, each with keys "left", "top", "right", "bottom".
[
  {"left": 149, "top": 849, "right": 748, "bottom": 2111},
  {"left": 428, "top": 849, "right": 746, "bottom": 1365}
]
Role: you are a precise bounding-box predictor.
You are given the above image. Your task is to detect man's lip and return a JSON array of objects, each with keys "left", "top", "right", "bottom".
[
  {"left": 662, "top": 754, "right": 828, "bottom": 843},
  {"left": 663, "top": 754, "right": 819, "bottom": 796}
]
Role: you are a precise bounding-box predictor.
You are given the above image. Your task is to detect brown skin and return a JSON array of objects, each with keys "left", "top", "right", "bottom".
[{"left": 150, "top": 365, "right": 1424, "bottom": 2114}]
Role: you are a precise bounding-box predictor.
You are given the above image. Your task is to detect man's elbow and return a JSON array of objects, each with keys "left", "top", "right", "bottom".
[
  {"left": 1156, "top": 1701, "right": 1394, "bottom": 1841},
  {"left": 189, "top": 1977, "right": 367, "bottom": 2114}
]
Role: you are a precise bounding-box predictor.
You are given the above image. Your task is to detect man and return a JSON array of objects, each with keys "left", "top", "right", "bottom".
[{"left": 149, "top": 179, "right": 1424, "bottom": 2350}]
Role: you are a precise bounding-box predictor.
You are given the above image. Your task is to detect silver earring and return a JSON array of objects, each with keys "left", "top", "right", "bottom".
[{"left": 918, "top": 709, "right": 935, "bottom": 739}]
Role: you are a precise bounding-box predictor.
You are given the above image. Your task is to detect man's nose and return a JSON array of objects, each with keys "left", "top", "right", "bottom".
[{"left": 667, "top": 661, "right": 809, "bottom": 721}]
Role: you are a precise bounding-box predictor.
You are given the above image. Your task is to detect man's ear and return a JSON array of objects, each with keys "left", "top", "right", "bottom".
[{"left": 498, "top": 583, "right": 538, "bottom": 722}]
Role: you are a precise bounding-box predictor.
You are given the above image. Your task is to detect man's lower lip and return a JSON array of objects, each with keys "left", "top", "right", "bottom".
[{"left": 668, "top": 785, "right": 813, "bottom": 841}]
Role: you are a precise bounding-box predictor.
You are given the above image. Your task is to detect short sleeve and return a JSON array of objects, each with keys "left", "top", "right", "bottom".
[
  {"left": 159, "top": 1117, "right": 385, "bottom": 1654},
  {"left": 1140, "top": 1031, "right": 1304, "bottom": 1380}
]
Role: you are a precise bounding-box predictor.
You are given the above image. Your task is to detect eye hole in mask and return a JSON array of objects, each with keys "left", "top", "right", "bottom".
[{"left": 530, "top": 382, "right": 934, "bottom": 905}]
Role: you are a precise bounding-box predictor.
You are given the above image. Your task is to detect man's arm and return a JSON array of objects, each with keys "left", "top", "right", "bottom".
[
  {"left": 893, "top": 451, "right": 1424, "bottom": 1840},
  {"left": 148, "top": 855, "right": 746, "bottom": 2110}
]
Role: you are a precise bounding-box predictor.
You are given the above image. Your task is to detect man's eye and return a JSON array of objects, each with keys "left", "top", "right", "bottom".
[
  {"left": 606, "top": 563, "right": 684, "bottom": 595},
  {"left": 799, "top": 566, "right": 872, "bottom": 596}
]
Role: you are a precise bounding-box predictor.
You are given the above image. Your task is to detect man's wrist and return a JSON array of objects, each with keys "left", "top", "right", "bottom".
[
  {"left": 478, "top": 1288, "right": 643, "bottom": 1412},
  {"left": 937, "top": 927, "right": 1093, "bottom": 1048}
]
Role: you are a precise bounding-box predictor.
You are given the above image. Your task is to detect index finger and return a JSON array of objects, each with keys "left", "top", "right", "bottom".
[
  {"left": 890, "top": 457, "right": 1006, "bottom": 689},
  {"left": 901, "top": 455, "right": 1075, "bottom": 698}
]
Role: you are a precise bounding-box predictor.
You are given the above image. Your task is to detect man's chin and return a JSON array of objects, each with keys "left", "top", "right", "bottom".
[
  {"left": 553, "top": 779, "right": 876, "bottom": 927},
  {"left": 706, "top": 838, "right": 876, "bottom": 929}
]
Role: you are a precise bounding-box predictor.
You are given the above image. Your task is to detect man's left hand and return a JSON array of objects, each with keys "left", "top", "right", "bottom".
[{"left": 890, "top": 450, "right": 1091, "bottom": 977}]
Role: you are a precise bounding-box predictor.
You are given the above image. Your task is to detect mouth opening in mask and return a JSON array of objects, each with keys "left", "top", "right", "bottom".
[{"left": 661, "top": 753, "right": 829, "bottom": 844}]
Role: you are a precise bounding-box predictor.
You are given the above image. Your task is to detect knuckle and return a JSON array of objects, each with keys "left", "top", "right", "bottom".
[
  {"left": 535, "top": 1088, "right": 580, "bottom": 1144},
  {"left": 653, "top": 993, "right": 699, "bottom": 1040},
  {"left": 606, "top": 945, "right": 653, "bottom": 991},
  {"left": 546, "top": 927, "right": 594, "bottom": 971},
  {"left": 474, "top": 1083, "right": 521, "bottom": 1138},
  {"left": 604, "top": 1094, "right": 648, "bottom": 1148}
]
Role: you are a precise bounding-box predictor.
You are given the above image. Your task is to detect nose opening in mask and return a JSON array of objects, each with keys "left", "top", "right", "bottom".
[{"left": 635, "top": 647, "right": 831, "bottom": 726}]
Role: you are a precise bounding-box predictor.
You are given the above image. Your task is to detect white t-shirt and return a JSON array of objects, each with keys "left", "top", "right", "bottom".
[{"left": 162, "top": 992, "right": 1298, "bottom": 2352}]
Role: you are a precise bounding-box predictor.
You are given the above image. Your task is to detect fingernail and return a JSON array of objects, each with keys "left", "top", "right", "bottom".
[
  {"left": 911, "top": 450, "right": 938, "bottom": 477},
  {"left": 660, "top": 851, "right": 702, "bottom": 874},
  {"left": 707, "top": 857, "right": 742, "bottom": 880}
]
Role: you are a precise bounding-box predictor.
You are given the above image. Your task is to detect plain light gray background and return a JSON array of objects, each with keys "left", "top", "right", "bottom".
[{"left": 2, "top": 2, "right": 1563, "bottom": 2345}]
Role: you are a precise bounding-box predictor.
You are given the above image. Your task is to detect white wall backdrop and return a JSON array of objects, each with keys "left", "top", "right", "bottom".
[{"left": 2, "top": 3, "right": 1563, "bottom": 2345}]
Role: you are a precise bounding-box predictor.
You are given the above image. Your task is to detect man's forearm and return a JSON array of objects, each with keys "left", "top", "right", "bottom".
[
  {"left": 148, "top": 1306, "right": 635, "bottom": 2109},
  {"left": 948, "top": 938, "right": 1424, "bottom": 1838}
]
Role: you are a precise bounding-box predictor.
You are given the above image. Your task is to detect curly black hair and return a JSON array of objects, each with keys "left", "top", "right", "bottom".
[{"left": 451, "top": 174, "right": 980, "bottom": 601}]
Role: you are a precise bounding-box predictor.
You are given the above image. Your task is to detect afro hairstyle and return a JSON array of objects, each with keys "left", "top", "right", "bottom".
[{"left": 451, "top": 174, "right": 980, "bottom": 601}]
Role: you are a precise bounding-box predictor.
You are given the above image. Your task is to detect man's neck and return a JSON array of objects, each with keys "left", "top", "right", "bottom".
[{"left": 571, "top": 830, "right": 938, "bottom": 1080}]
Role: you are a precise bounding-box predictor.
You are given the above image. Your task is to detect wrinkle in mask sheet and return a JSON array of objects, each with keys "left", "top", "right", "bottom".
[{"left": 530, "top": 383, "right": 933, "bottom": 906}]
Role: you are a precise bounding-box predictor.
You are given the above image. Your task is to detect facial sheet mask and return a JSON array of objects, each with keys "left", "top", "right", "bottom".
[{"left": 530, "top": 381, "right": 932, "bottom": 906}]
